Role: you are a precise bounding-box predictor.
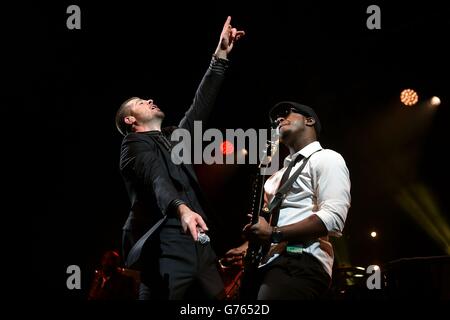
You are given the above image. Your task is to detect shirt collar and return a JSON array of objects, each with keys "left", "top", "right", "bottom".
[
  {"left": 283, "top": 141, "right": 322, "bottom": 167},
  {"left": 143, "top": 130, "right": 162, "bottom": 135}
]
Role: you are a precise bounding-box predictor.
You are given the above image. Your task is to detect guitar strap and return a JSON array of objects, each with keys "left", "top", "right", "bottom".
[
  {"left": 126, "top": 216, "right": 167, "bottom": 268},
  {"left": 268, "top": 149, "right": 322, "bottom": 227}
]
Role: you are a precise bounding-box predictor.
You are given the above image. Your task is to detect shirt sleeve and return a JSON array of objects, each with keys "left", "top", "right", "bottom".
[{"left": 313, "top": 150, "right": 351, "bottom": 236}]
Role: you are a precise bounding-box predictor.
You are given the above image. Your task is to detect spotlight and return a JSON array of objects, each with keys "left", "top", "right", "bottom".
[
  {"left": 430, "top": 96, "right": 441, "bottom": 107},
  {"left": 221, "top": 140, "right": 234, "bottom": 155},
  {"left": 400, "top": 89, "right": 419, "bottom": 106},
  {"left": 373, "top": 265, "right": 380, "bottom": 271},
  {"left": 370, "top": 231, "right": 377, "bottom": 238}
]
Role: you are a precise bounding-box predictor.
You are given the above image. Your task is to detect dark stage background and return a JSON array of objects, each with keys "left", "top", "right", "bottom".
[{"left": 32, "top": 1, "right": 449, "bottom": 299}]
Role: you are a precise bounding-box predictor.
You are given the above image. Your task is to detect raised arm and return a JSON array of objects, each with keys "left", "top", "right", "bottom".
[{"left": 178, "top": 16, "right": 245, "bottom": 134}]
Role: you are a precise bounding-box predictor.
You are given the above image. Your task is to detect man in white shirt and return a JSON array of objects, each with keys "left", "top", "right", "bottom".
[{"left": 224, "top": 101, "right": 351, "bottom": 299}]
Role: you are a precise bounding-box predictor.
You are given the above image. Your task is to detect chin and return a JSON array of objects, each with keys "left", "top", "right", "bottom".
[
  {"left": 156, "top": 111, "right": 165, "bottom": 119},
  {"left": 279, "top": 128, "right": 291, "bottom": 139},
  {"left": 280, "top": 129, "right": 294, "bottom": 145}
]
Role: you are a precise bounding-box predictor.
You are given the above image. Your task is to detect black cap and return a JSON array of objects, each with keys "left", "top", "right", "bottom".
[{"left": 269, "top": 101, "right": 322, "bottom": 135}]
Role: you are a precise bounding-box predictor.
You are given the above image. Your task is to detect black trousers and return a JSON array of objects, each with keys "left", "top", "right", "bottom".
[
  {"left": 241, "top": 253, "right": 331, "bottom": 300},
  {"left": 139, "top": 225, "right": 224, "bottom": 300}
]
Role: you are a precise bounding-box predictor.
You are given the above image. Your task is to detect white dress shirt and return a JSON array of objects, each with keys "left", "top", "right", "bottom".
[{"left": 263, "top": 141, "right": 351, "bottom": 276}]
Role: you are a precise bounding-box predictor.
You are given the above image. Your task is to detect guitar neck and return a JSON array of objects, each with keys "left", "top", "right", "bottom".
[
  {"left": 249, "top": 138, "right": 278, "bottom": 225},
  {"left": 249, "top": 173, "right": 266, "bottom": 225}
]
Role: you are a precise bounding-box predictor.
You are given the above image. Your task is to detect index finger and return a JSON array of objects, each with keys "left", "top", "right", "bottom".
[{"left": 222, "top": 16, "right": 231, "bottom": 32}]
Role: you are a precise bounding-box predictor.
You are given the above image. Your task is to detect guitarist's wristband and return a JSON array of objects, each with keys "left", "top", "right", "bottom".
[{"left": 271, "top": 226, "right": 283, "bottom": 243}]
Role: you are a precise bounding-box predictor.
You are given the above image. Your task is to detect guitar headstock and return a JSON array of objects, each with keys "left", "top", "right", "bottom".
[{"left": 260, "top": 137, "right": 279, "bottom": 167}]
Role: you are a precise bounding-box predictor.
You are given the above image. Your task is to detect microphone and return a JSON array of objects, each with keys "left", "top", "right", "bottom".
[
  {"left": 271, "top": 118, "right": 282, "bottom": 129},
  {"left": 197, "top": 227, "right": 210, "bottom": 245}
]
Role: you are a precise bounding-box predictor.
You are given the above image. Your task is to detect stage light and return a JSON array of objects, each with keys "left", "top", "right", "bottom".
[
  {"left": 400, "top": 89, "right": 419, "bottom": 106},
  {"left": 370, "top": 231, "right": 377, "bottom": 238},
  {"left": 241, "top": 148, "right": 248, "bottom": 156},
  {"left": 397, "top": 183, "right": 450, "bottom": 255},
  {"left": 430, "top": 96, "right": 441, "bottom": 107},
  {"left": 221, "top": 140, "right": 234, "bottom": 155},
  {"left": 373, "top": 265, "right": 379, "bottom": 271}
]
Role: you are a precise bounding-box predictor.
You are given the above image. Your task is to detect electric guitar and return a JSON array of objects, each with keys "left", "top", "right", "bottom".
[
  {"left": 239, "top": 137, "right": 279, "bottom": 298},
  {"left": 218, "top": 135, "right": 279, "bottom": 299}
]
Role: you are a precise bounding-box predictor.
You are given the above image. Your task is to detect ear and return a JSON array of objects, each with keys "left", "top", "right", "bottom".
[
  {"left": 124, "top": 116, "right": 136, "bottom": 125},
  {"left": 305, "top": 117, "right": 316, "bottom": 127}
]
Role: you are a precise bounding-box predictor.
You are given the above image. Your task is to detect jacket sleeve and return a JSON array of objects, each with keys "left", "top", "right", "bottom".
[
  {"left": 121, "top": 134, "right": 185, "bottom": 215},
  {"left": 178, "top": 57, "right": 229, "bottom": 135}
]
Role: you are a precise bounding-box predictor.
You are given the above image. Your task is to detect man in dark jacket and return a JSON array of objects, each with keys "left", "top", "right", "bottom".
[{"left": 115, "top": 16, "right": 244, "bottom": 300}]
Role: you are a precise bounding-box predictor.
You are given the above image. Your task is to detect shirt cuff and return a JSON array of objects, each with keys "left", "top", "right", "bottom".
[
  {"left": 209, "top": 55, "right": 229, "bottom": 74},
  {"left": 168, "top": 199, "right": 187, "bottom": 214},
  {"left": 315, "top": 210, "right": 344, "bottom": 237}
]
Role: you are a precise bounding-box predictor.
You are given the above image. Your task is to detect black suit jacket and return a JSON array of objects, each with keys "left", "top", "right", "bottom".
[{"left": 119, "top": 58, "right": 228, "bottom": 268}]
